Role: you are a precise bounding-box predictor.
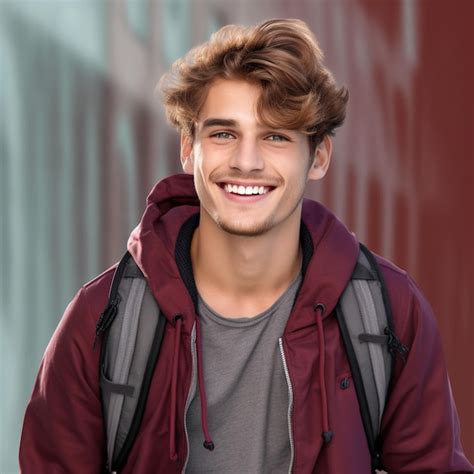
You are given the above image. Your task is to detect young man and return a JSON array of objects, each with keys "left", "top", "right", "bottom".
[{"left": 20, "top": 19, "right": 473, "bottom": 473}]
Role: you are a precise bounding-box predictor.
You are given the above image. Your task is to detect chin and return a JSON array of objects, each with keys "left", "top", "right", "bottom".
[{"left": 216, "top": 217, "right": 275, "bottom": 237}]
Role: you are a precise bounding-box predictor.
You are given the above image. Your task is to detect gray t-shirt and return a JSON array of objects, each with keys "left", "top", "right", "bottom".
[{"left": 186, "top": 274, "right": 302, "bottom": 473}]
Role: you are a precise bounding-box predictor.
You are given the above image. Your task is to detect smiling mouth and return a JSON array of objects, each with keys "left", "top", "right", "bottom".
[{"left": 219, "top": 183, "right": 274, "bottom": 196}]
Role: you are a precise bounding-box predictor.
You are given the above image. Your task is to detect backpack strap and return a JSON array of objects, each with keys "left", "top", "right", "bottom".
[
  {"left": 336, "top": 243, "right": 408, "bottom": 472},
  {"left": 96, "top": 251, "right": 166, "bottom": 473}
]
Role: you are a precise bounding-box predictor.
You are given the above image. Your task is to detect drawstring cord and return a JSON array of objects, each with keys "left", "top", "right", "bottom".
[
  {"left": 314, "top": 303, "right": 333, "bottom": 444},
  {"left": 169, "top": 315, "right": 183, "bottom": 461},
  {"left": 195, "top": 317, "right": 215, "bottom": 451}
]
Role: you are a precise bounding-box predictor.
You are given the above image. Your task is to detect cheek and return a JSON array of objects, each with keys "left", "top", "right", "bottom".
[
  {"left": 191, "top": 152, "right": 208, "bottom": 183},
  {"left": 193, "top": 148, "right": 214, "bottom": 176},
  {"left": 283, "top": 161, "right": 311, "bottom": 188},
  {"left": 192, "top": 159, "right": 216, "bottom": 203}
]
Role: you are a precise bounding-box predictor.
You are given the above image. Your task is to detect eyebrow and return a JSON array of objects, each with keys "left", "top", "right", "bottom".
[{"left": 201, "top": 118, "right": 238, "bottom": 129}]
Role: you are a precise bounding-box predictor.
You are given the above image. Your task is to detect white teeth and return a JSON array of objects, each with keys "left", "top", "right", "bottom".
[{"left": 223, "top": 183, "right": 270, "bottom": 195}]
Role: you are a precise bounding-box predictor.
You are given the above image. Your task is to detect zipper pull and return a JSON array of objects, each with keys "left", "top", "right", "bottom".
[
  {"left": 384, "top": 327, "right": 409, "bottom": 362},
  {"left": 93, "top": 296, "right": 121, "bottom": 350}
]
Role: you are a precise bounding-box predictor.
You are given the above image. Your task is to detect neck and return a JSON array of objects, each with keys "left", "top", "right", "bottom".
[{"left": 191, "top": 209, "right": 302, "bottom": 317}]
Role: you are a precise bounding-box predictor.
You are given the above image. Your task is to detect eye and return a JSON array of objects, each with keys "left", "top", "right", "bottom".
[
  {"left": 211, "top": 131, "right": 234, "bottom": 140},
  {"left": 266, "top": 134, "right": 289, "bottom": 142}
]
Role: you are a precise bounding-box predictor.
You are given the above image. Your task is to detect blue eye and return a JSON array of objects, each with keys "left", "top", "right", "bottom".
[
  {"left": 267, "top": 135, "right": 288, "bottom": 142},
  {"left": 212, "top": 132, "right": 234, "bottom": 139}
]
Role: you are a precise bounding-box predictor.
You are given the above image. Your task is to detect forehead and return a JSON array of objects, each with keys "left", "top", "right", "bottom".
[{"left": 197, "top": 79, "right": 262, "bottom": 125}]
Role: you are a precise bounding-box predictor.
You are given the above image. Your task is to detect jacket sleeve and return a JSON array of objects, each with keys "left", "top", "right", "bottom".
[
  {"left": 19, "top": 286, "right": 105, "bottom": 473},
  {"left": 380, "top": 269, "right": 473, "bottom": 473}
]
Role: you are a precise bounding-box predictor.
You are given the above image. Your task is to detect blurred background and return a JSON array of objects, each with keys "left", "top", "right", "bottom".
[{"left": 1, "top": 0, "right": 473, "bottom": 472}]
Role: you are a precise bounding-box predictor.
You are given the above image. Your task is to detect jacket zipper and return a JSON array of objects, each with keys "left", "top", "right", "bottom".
[
  {"left": 182, "top": 323, "right": 198, "bottom": 473},
  {"left": 279, "top": 337, "right": 295, "bottom": 474}
]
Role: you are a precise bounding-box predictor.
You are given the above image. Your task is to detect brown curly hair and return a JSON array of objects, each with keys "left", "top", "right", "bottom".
[{"left": 159, "top": 18, "right": 348, "bottom": 153}]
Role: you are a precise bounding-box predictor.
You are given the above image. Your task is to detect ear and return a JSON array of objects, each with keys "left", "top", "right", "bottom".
[
  {"left": 180, "top": 131, "right": 194, "bottom": 174},
  {"left": 308, "top": 135, "right": 332, "bottom": 181}
]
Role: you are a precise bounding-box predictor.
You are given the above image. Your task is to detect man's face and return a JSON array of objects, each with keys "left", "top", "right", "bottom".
[{"left": 181, "top": 79, "right": 331, "bottom": 237}]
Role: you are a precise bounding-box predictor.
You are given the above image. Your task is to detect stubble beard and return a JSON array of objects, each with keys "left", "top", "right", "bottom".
[
  {"left": 214, "top": 212, "right": 277, "bottom": 237},
  {"left": 211, "top": 189, "right": 305, "bottom": 238}
]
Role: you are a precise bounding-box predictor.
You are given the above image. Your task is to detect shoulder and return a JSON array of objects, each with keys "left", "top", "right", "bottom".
[
  {"left": 80, "top": 264, "right": 117, "bottom": 317},
  {"left": 372, "top": 253, "right": 473, "bottom": 471},
  {"left": 374, "top": 253, "right": 433, "bottom": 314},
  {"left": 50, "top": 264, "right": 117, "bottom": 352},
  {"left": 372, "top": 253, "right": 440, "bottom": 361}
]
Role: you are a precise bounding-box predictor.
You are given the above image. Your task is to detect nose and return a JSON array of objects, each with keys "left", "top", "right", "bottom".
[{"left": 228, "top": 138, "right": 264, "bottom": 172}]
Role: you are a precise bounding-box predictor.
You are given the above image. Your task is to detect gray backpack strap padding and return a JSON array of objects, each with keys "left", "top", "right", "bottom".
[
  {"left": 340, "top": 262, "right": 391, "bottom": 430},
  {"left": 336, "top": 245, "right": 393, "bottom": 472},
  {"left": 100, "top": 254, "right": 164, "bottom": 472}
]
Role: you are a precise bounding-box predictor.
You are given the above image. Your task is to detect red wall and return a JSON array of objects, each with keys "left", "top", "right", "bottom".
[{"left": 308, "top": 0, "right": 474, "bottom": 457}]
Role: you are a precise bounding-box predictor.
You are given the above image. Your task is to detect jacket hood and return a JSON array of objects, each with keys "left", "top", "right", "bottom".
[{"left": 127, "top": 173, "right": 360, "bottom": 334}]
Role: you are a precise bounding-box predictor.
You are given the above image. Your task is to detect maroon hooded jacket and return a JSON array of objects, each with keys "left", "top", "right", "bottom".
[{"left": 20, "top": 174, "right": 473, "bottom": 473}]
